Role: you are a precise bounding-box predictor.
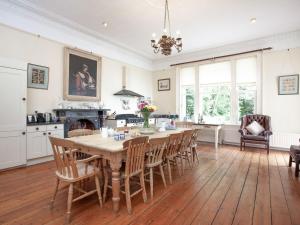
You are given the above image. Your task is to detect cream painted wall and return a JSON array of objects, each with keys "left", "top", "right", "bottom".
[
  {"left": 152, "top": 68, "right": 177, "bottom": 114},
  {"left": 262, "top": 48, "right": 300, "bottom": 133},
  {"left": 152, "top": 48, "right": 300, "bottom": 148},
  {"left": 0, "top": 24, "right": 152, "bottom": 114}
]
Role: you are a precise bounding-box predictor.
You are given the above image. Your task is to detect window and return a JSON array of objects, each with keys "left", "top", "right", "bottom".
[
  {"left": 199, "top": 61, "right": 231, "bottom": 123},
  {"left": 179, "top": 56, "right": 259, "bottom": 124},
  {"left": 236, "top": 57, "right": 257, "bottom": 120},
  {"left": 179, "top": 67, "right": 195, "bottom": 120}
]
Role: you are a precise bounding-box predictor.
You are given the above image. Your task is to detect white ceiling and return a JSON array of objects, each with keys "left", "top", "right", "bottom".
[{"left": 8, "top": 0, "right": 300, "bottom": 60}]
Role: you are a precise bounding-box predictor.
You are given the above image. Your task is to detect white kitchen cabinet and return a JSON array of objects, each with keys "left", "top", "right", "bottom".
[
  {"left": 27, "top": 124, "right": 64, "bottom": 160},
  {"left": 0, "top": 60, "right": 27, "bottom": 170},
  {"left": 0, "top": 131, "right": 26, "bottom": 170},
  {"left": 26, "top": 131, "right": 47, "bottom": 159}
]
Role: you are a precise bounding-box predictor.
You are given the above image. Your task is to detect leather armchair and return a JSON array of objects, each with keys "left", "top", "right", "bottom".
[{"left": 239, "top": 114, "right": 272, "bottom": 154}]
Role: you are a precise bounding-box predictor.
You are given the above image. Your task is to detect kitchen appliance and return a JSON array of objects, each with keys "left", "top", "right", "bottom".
[
  {"left": 106, "top": 114, "right": 144, "bottom": 128},
  {"left": 44, "top": 113, "right": 52, "bottom": 122}
]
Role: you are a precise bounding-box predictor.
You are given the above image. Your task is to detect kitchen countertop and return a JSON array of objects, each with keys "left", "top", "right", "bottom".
[{"left": 27, "top": 121, "right": 64, "bottom": 126}]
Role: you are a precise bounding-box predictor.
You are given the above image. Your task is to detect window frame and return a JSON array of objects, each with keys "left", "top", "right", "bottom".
[{"left": 177, "top": 53, "right": 262, "bottom": 125}]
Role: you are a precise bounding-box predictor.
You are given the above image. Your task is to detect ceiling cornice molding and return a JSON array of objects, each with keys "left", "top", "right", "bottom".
[
  {"left": 0, "top": 0, "right": 153, "bottom": 70},
  {"left": 152, "top": 29, "right": 300, "bottom": 70}
]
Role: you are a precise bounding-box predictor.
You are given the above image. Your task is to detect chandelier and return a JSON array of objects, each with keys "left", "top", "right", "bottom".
[{"left": 150, "top": 0, "right": 182, "bottom": 56}]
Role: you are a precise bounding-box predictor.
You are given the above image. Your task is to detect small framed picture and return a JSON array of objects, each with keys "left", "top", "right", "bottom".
[
  {"left": 158, "top": 78, "right": 170, "bottom": 91},
  {"left": 27, "top": 63, "right": 49, "bottom": 90},
  {"left": 278, "top": 74, "right": 299, "bottom": 95}
]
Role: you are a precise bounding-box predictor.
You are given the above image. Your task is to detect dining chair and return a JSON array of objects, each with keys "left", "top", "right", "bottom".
[
  {"left": 177, "top": 130, "right": 194, "bottom": 174},
  {"left": 175, "top": 121, "right": 194, "bottom": 128},
  {"left": 190, "top": 129, "right": 200, "bottom": 165},
  {"left": 164, "top": 133, "right": 183, "bottom": 184},
  {"left": 103, "top": 136, "right": 149, "bottom": 214},
  {"left": 68, "top": 128, "right": 94, "bottom": 137},
  {"left": 144, "top": 137, "right": 168, "bottom": 199},
  {"left": 49, "top": 136, "right": 102, "bottom": 223}
]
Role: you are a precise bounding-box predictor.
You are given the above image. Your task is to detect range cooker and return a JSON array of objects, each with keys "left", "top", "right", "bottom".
[{"left": 106, "top": 114, "right": 145, "bottom": 128}]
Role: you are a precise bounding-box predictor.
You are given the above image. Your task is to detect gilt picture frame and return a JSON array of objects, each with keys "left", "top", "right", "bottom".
[
  {"left": 27, "top": 63, "right": 49, "bottom": 90},
  {"left": 158, "top": 78, "right": 171, "bottom": 91},
  {"left": 64, "top": 47, "right": 101, "bottom": 101},
  {"left": 278, "top": 74, "right": 299, "bottom": 95}
]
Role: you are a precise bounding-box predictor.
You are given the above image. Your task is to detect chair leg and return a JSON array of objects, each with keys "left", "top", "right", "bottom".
[
  {"left": 95, "top": 175, "right": 103, "bottom": 207},
  {"left": 140, "top": 172, "right": 147, "bottom": 203},
  {"left": 66, "top": 183, "right": 73, "bottom": 224},
  {"left": 103, "top": 168, "right": 109, "bottom": 203},
  {"left": 149, "top": 168, "right": 154, "bottom": 200},
  {"left": 186, "top": 151, "right": 193, "bottom": 169},
  {"left": 289, "top": 156, "right": 293, "bottom": 167},
  {"left": 240, "top": 139, "right": 243, "bottom": 151},
  {"left": 193, "top": 147, "right": 200, "bottom": 165},
  {"left": 167, "top": 159, "right": 172, "bottom": 184},
  {"left": 159, "top": 164, "right": 167, "bottom": 188},
  {"left": 50, "top": 178, "right": 60, "bottom": 209},
  {"left": 180, "top": 154, "right": 184, "bottom": 175},
  {"left": 124, "top": 177, "right": 132, "bottom": 214},
  {"left": 267, "top": 144, "right": 270, "bottom": 154},
  {"left": 295, "top": 161, "right": 299, "bottom": 177}
]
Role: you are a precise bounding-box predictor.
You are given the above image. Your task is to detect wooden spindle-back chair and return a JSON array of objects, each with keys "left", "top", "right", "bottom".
[
  {"left": 175, "top": 121, "right": 194, "bottom": 128},
  {"left": 68, "top": 128, "right": 94, "bottom": 137},
  {"left": 178, "top": 129, "right": 194, "bottom": 174},
  {"left": 164, "top": 133, "right": 183, "bottom": 184},
  {"left": 68, "top": 129, "right": 94, "bottom": 159},
  {"left": 190, "top": 129, "right": 200, "bottom": 165},
  {"left": 103, "top": 136, "right": 149, "bottom": 214},
  {"left": 49, "top": 136, "right": 102, "bottom": 223},
  {"left": 144, "top": 137, "right": 168, "bottom": 199}
]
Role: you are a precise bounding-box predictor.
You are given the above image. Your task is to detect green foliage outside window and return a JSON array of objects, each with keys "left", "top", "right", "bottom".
[
  {"left": 185, "top": 88, "right": 194, "bottom": 118},
  {"left": 238, "top": 85, "right": 255, "bottom": 120},
  {"left": 201, "top": 86, "right": 231, "bottom": 122}
]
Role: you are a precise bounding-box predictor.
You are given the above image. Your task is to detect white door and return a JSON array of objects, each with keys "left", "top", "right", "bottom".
[
  {"left": 27, "top": 132, "right": 47, "bottom": 160},
  {"left": 0, "top": 131, "right": 26, "bottom": 169},
  {"left": 46, "top": 130, "right": 64, "bottom": 155},
  {"left": 0, "top": 67, "right": 26, "bottom": 132}
]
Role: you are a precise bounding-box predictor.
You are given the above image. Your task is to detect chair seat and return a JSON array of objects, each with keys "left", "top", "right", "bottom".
[
  {"left": 290, "top": 145, "right": 300, "bottom": 158},
  {"left": 56, "top": 162, "right": 97, "bottom": 181},
  {"left": 243, "top": 134, "right": 267, "bottom": 141}
]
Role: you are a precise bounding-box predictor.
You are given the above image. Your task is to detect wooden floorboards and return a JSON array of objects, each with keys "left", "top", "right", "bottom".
[{"left": 1, "top": 145, "right": 300, "bottom": 225}]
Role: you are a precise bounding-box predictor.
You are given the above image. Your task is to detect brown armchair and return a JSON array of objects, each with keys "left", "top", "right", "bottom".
[{"left": 239, "top": 114, "right": 272, "bottom": 154}]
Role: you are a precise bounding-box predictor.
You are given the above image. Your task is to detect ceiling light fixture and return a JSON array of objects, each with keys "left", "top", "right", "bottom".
[
  {"left": 150, "top": 0, "right": 182, "bottom": 56},
  {"left": 250, "top": 18, "right": 256, "bottom": 24},
  {"left": 102, "top": 22, "right": 108, "bottom": 28}
]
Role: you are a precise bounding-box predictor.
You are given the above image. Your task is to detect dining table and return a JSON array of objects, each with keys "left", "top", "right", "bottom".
[{"left": 67, "top": 128, "right": 190, "bottom": 213}]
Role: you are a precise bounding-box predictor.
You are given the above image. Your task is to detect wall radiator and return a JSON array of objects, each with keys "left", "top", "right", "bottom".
[{"left": 222, "top": 127, "right": 299, "bottom": 151}]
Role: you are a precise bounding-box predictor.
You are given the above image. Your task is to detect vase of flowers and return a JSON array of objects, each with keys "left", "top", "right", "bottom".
[{"left": 138, "top": 101, "right": 157, "bottom": 133}]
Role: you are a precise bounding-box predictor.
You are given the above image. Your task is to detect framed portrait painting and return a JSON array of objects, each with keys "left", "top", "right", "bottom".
[
  {"left": 27, "top": 63, "right": 49, "bottom": 89},
  {"left": 278, "top": 74, "right": 299, "bottom": 95},
  {"left": 158, "top": 78, "right": 170, "bottom": 91},
  {"left": 64, "top": 47, "right": 101, "bottom": 101}
]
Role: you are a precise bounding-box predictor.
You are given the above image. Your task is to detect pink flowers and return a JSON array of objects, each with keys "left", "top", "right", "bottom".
[{"left": 138, "top": 101, "right": 157, "bottom": 112}]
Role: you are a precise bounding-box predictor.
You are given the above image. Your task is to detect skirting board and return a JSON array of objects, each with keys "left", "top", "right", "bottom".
[{"left": 27, "top": 156, "right": 54, "bottom": 166}]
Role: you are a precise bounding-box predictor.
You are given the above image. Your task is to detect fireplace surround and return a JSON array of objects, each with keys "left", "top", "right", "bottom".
[{"left": 53, "top": 109, "right": 109, "bottom": 137}]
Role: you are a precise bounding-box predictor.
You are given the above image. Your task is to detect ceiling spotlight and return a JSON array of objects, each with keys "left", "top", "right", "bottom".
[
  {"left": 250, "top": 18, "right": 256, "bottom": 24},
  {"left": 102, "top": 22, "right": 108, "bottom": 28}
]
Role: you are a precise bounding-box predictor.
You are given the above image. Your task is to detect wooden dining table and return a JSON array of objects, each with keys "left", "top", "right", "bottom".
[{"left": 67, "top": 128, "right": 190, "bottom": 213}]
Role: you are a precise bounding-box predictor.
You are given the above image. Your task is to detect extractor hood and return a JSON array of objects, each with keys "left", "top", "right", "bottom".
[{"left": 113, "top": 66, "right": 144, "bottom": 98}]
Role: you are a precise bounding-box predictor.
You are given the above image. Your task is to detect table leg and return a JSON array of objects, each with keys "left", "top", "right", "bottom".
[
  {"left": 110, "top": 155, "right": 122, "bottom": 213},
  {"left": 215, "top": 128, "right": 219, "bottom": 149}
]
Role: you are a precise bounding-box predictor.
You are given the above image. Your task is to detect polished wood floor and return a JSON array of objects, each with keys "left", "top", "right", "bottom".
[{"left": 1, "top": 144, "right": 300, "bottom": 225}]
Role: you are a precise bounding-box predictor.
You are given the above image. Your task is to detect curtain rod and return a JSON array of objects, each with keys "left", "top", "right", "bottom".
[{"left": 170, "top": 47, "right": 273, "bottom": 67}]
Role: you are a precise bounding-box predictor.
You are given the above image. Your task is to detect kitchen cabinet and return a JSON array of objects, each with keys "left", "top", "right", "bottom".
[
  {"left": 27, "top": 124, "right": 64, "bottom": 160},
  {"left": 0, "top": 61, "right": 27, "bottom": 170}
]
